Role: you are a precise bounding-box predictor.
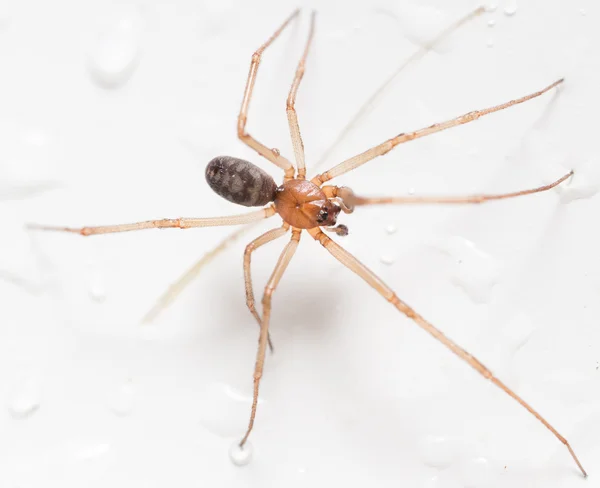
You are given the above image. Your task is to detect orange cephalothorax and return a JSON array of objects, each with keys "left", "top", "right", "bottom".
[{"left": 274, "top": 179, "right": 340, "bottom": 229}]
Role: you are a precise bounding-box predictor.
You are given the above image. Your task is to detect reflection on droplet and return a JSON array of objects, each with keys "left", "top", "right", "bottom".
[
  {"left": 433, "top": 236, "right": 501, "bottom": 304},
  {"left": 87, "top": 14, "right": 143, "bottom": 88},
  {"left": 229, "top": 440, "right": 253, "bottom": 466},
  {"left": 459, "top": 456, "right": 492, "bottom": 487},
  {"left": 107, "top": 381, "right": 134, "bottom": 417},
  {"left": 8, "top": 377, "right": 42, "bottom": 419},
  {"left": 380, "top": 254, "right": 396, "bottom": 265},
  {"left": 198, "top": 382, "right": 258, "bottom": 438},
  {"left": 417, "top": 435, "right": 463, "bottom": 469},
  {"left": 504, "top": 0, "right": 517, "bottom": 16}
]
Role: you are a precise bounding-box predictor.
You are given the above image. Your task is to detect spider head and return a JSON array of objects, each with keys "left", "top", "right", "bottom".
[{"left": 315, "top": 200, "right": 341, "bottom": 227}]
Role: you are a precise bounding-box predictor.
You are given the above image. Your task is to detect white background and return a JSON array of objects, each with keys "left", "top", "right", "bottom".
[{"left": 0, "top": 0, "right": 598, "bottom": 487}]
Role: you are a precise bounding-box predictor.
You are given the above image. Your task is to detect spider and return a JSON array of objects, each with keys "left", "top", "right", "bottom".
[{"left": 30, "top": 9, "right": 586, "bottom": 477}]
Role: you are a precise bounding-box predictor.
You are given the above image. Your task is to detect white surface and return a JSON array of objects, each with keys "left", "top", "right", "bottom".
[{"left": 0, "top": 1, "right": 598, "bottom": 487}]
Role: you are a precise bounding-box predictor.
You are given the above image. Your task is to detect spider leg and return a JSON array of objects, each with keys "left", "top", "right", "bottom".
[
  {"left": 244, "top": 224, "right": 290, "bottom": 351},
  {"left": 27, "top": 206, "right": 275, "bottom": 236},
  {"left": 286, "top": 11, "right": 316, "bottom": 179},
  {"left": 312, "top": 79, "right": 564, "bottom": 185},
  {"left": 307, "top": 226, "right": 587, "bottom": 478},
  {"left": 239, "top": 229, "right": 301, "bottom": 448},
  {"left": 325, "top": 171, "right": 573, "bottom": 207},
  {"left": 238, "top": 10, "right": 300, "bottom": 179},
  {"left": 313, "top": 5, "right": 485, "bottom": 171},
  {"left": 141, "top": 222, "right": 263, "bottom": 324}
]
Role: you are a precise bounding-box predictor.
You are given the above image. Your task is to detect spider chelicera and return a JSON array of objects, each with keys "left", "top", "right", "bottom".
[{"left": 30, "top": 9, "right": 585, "bottom": 477}]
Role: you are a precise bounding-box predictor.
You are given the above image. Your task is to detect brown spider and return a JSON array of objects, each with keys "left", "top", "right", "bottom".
[{"left": 30, "top": 9, "right": 585, "bottom": 476}]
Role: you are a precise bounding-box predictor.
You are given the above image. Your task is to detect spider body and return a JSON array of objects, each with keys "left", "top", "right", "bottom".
[
  {"left": 29, "top": 8, "right": 587, "bottom": 477},
  {"left": 205, "top": 155, "right": 277, "bottom": 207},
  {"left": 274, "top": 179, "right": 340, "bottom": 229}
]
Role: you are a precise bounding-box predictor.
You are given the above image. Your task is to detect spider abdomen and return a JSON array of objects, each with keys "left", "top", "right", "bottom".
[{"left": 205, "top": 156, "right": 277, "bottom": 207}]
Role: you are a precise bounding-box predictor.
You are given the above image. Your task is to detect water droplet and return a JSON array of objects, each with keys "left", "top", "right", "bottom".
[
  {"left": 87, "top": 13, "right": 143, "bottom": 88},
  {"left": 107, "top": 381, "right": 134, "bottom": 416},
  {"left": 198, "top": 382, "right": 258, "bottom": 438},
  {"left": 485, "top": 2, "right": 499, "bottom": 12},
  {"left": 8, "top": 377, "right": 41, "bottom": 419},
  {"left": 88, "top": 272, "right": 106, "bottom": 302},
  {"left": 385, "top": 224, "right": 398, "bottom": 235},
  {"left": 459, "top": 456, "right": 492, "bottom": 487},
  {"left": 408, "top": 187, "right": 416, "bottom": 195},
  {"left": 417, "top": 435, "right": 464, "bottom": 469},
  {"left": 556, "top": 161, "right": 599, "bottom": 203},
  {"left": 203, "top": 0, "right": 235, "bottom": 15},
  {"left": 422, "top": 475, "right": 461, "bottom": 488},
  {"left": 76, "top": 442, "right": 111, "bottom": 460},
  {"left": 486, "top": 38, "right": 494, "bottom": 48},
  {"left": 433, "top": 236, "right": 501, "bottom": 304},
  {"left": 271, "top": 148, "right": 280, "bottom": 157},
  {"left": 502, "top": 314, "right": 534, "bottom": 355},
  {"left": 229, "top": 440, "right": 253, "bottom": 466},
  {"left": 487, "top": 19, "right": 496, "bottom": 27},
  {"left": 503, "top": 0, "right": 517, "bottom": 16},
  {"left": 380, "top": 254, "right": 396, "bottom": 265},
  {"left": 579, "top": 8, "right": 586, "bottom": 16}
]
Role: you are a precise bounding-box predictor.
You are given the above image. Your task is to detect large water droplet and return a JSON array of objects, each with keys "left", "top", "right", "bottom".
[
  {"left": 87, "top": 13, "right": 143, "bottom": 88},
  {"left": 8, "top": 376, "right": 42, "bottom": 419},
  {"left": 433, "top": 236, "right": 501, "bottom": 304},
  {"left": 229, "top": 440, "right": 253, "bottom": 466}
]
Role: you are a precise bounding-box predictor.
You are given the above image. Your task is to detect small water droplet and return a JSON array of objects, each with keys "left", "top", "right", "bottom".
[
  {"left": 271, "top": 148, "right": 280, "bottom": 157},
  {"left": 8, "top": 377, "right": 42, "bottom": 419},
  {"left": 408, "top": 187, "right": 415, "bottom": 195},
  {"left": 459, "top": 456, "right": 492, "bottom": 487},
  {"left": 198, "top": 382, "right": 258, "bottom": 437},
  {"left": 418, "top": 435, "right": 464, "bottom": 469},
  {"left": 503, "top": 0, "right": 517, "bottom": 16},
  {"left": 385, "top": 224, "right": 398, "bottom": 235},
  {"left": 76, "top": 442, "right": 111, "bottom": 460},
  {"left": 485, "top": 2, "right": 499, "bottom": 12},
  {"left": 87, "top": 14, "right": 143, "bottom": 88},
  {"left": 433, "top": 236, "right": 501, "bottom": 304},
  {"left": 107, "top": 381, "right": 134, "bottom": 417},
  {"left": 487, "top": 19, "right": 496, "bottom": 27},
  {"left": 88, "top": 273, "right": 106, "bottom": 302},
  {"left": 229, "top": 440, "right": 253, "bottom": 466},
  {"left": 380, "top": 254, "right": 396, "bottom": 265},
  {"left": 579, "top": 8, "right": 586, "bottom": 16},
  {"left": 556, "top": 161, "right": 599, "bottom": 203},
  {"left": 486, "top": 38, "right": 494, "bottom": 48}
]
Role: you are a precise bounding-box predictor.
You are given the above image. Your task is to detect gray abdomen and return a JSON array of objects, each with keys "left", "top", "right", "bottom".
[{"left": 205, "top": 156, "right": 277, "bottom": 207}]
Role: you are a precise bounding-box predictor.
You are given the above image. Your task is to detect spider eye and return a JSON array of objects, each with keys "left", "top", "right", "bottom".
[{"left": 316, "top": 209, "right": 328, "bottom": 223}]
